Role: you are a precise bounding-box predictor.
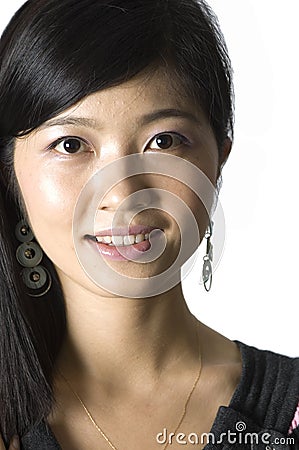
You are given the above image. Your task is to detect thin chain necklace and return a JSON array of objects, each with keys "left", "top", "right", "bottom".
[{"left": 59, "top": 323, "right": 202, "bottom": 450}]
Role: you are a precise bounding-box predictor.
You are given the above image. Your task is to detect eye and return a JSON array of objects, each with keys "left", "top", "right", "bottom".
[
  {"left": 48, "top": 137, "right": 91, "bottom": 155},
  {"left": 147, "top": 132, "right": 189, "bottom": 151}
]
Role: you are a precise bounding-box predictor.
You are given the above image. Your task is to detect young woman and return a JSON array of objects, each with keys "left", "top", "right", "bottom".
[{"left": 0, "top": 1, "right": 298, "bottom": 449}]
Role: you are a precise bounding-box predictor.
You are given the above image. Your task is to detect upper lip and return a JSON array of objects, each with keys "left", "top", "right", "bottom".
[{"left": 93, "top": 225, "right": 161, "bottom": 237}]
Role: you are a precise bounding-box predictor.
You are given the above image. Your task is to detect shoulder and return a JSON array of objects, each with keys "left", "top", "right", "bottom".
[
  {"left": 233, "top": 341, "right": 299, "bottom": 435},
  {"left": 235, "top": 340, "right": 299, "bottom": 391},
  {"left": 208, "top": 341, "right": 299, "bottom": 449}
]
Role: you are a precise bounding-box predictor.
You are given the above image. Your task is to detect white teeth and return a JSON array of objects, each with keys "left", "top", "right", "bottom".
[
  {"left": 124, "top": 235, "right": 135, "bottom": 245},
  {"left": 112, "top": 236, "right": 123, "bottom": 246},
  {"left": 95, "top": 233, "right": 150, "bottom": 246},
  {"left": 135, "top": 234, "right": 145, "bottom": 243}
]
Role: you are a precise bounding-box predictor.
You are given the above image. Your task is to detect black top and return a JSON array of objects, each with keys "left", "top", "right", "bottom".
[{"left": 21, "top": 341, "right": 299, "bottom": 449}]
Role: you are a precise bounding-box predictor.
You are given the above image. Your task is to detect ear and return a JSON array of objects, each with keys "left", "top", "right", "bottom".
[{"left": 217, "top": 137, "right": 232, "bottom": 179}]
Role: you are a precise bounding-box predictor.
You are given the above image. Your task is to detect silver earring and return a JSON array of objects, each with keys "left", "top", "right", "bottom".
[
  {"left": 15, "top": 220, "right": 52, "bottom": 297},
  {"left": 202, "top": 220, "right": 214, "bottom": 292}
]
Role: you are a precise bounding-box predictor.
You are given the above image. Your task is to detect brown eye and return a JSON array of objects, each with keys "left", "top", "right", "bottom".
[
  {"left": 51, "top": 137, "right": 90, "bottom": 155},
  {"left": 62, "top": 138, "right": 82, "bottom": 153},
  {"left": 147, "top": 133, "right": 188, "bottom": 151},
  {"left": 156, "top": 134, "right": 174, "bottom": 149}
]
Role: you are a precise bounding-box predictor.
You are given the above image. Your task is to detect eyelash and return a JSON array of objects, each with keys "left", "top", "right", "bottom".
[
  {"left": 146, "top": 132, "right": 190, "bottom": 151},
  {"left": 47, "top": 136, "right": 91, "bottom": 155},
  {"left": 46, "top": 132, "right": 190, "bottom": 156}
]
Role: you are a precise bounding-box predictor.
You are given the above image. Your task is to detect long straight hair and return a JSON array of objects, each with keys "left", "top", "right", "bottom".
[{"left": 0, "top": 0, "right": 234, "bottom": 442}]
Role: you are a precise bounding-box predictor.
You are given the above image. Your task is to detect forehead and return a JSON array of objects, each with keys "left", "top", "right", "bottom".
[{"left": 42, "top": 67, "right": 207, "bottom": 127}]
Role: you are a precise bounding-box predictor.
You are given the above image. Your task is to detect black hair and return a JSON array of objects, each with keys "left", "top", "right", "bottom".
[{"left": 0, "top": 0, "right": 234, "bottom": 443}]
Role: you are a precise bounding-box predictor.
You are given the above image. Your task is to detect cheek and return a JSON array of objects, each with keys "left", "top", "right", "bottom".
[
  {"left": 20, "top": 171, "right": 74, "bottom": 225},
  {"left": 15, "top": 161, "right": 84, "bottom": 262},
  {"left": 168, "top": 180, "right": 210, "bottom": 243},
  {"left": 156, "top": 163, "right": 215, "bottom": 242}
]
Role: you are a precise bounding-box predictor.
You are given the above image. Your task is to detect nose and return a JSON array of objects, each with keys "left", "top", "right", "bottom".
[
  {"left": 98, "top": 173, "right": 163, "bottom": 231},
  {"left": 99, "top": 173, "right": 154, "bottom": 212},
  {"left": 92, "top": 152, "right": 166, "bottom": 230},
  {"left": 98, "top": 149, "right": 162, "bottom": 214}
]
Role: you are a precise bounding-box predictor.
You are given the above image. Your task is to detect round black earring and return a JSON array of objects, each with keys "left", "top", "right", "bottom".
[{"left": 15, "top": 220, "right": 52, "bottom": 297}]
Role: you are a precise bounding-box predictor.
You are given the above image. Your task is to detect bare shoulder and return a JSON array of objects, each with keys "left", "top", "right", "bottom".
[{"left": 197, "top": 320, "right": 242, "bottom": 365}]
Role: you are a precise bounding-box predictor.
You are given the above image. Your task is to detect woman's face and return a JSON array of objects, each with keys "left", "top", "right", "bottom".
[{"left": 14, "top": 68, "right": 225, "bottom": 298}]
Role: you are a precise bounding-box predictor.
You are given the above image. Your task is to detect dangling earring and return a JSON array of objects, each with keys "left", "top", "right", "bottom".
[
  {"left": 202, "top": 220, "right": 214, "bottom": 292},
  {"left": 15, "top": 220, "right": 52, "bottom": 297}
]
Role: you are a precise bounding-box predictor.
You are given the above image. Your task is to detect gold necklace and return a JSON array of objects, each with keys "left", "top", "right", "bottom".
[{"left": 59, "top": 324, "right": 202, "bottom": 450}]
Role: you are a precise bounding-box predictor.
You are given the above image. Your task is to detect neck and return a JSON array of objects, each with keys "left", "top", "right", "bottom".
[{"left": 55, "top": 279, "right": 199, "bottom": 387}]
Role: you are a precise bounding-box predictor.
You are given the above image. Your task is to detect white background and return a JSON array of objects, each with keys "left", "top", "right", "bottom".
[{"left": 1, "top": 1, "right": 298, "bottom": 356}]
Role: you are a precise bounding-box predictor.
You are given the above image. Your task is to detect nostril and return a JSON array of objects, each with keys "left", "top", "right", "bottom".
[
  {"left": 98, "top": 205, "right": 115, "bottom": 212},
  {"left": 98, "top": 188, "right": 157, "bottom": 212}
]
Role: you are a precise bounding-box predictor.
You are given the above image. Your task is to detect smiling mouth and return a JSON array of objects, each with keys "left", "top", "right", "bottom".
[
  {"left": 85, "top": 225, "right": 161, "bottom": 245},
  {"left": 84, "top": 226, "right": 164, "bottom": 261},
  {"left": 94, "top": 232, "right": 150, "bottom": 246}
]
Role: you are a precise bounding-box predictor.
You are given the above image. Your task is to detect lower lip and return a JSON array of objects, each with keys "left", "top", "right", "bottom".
[{"left": 91, "top": 238, "right": 152, "bottom": 261}]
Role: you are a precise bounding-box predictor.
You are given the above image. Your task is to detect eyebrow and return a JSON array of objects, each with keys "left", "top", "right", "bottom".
[
  {"left": 39, "top": 108, "right": 201, "bottom": 130},
  {"left": 39, "top": 116, "right": 98, "bottom": 130},
  {"left": 141, "top": 109, "right": 201, "bottom": 126}
]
